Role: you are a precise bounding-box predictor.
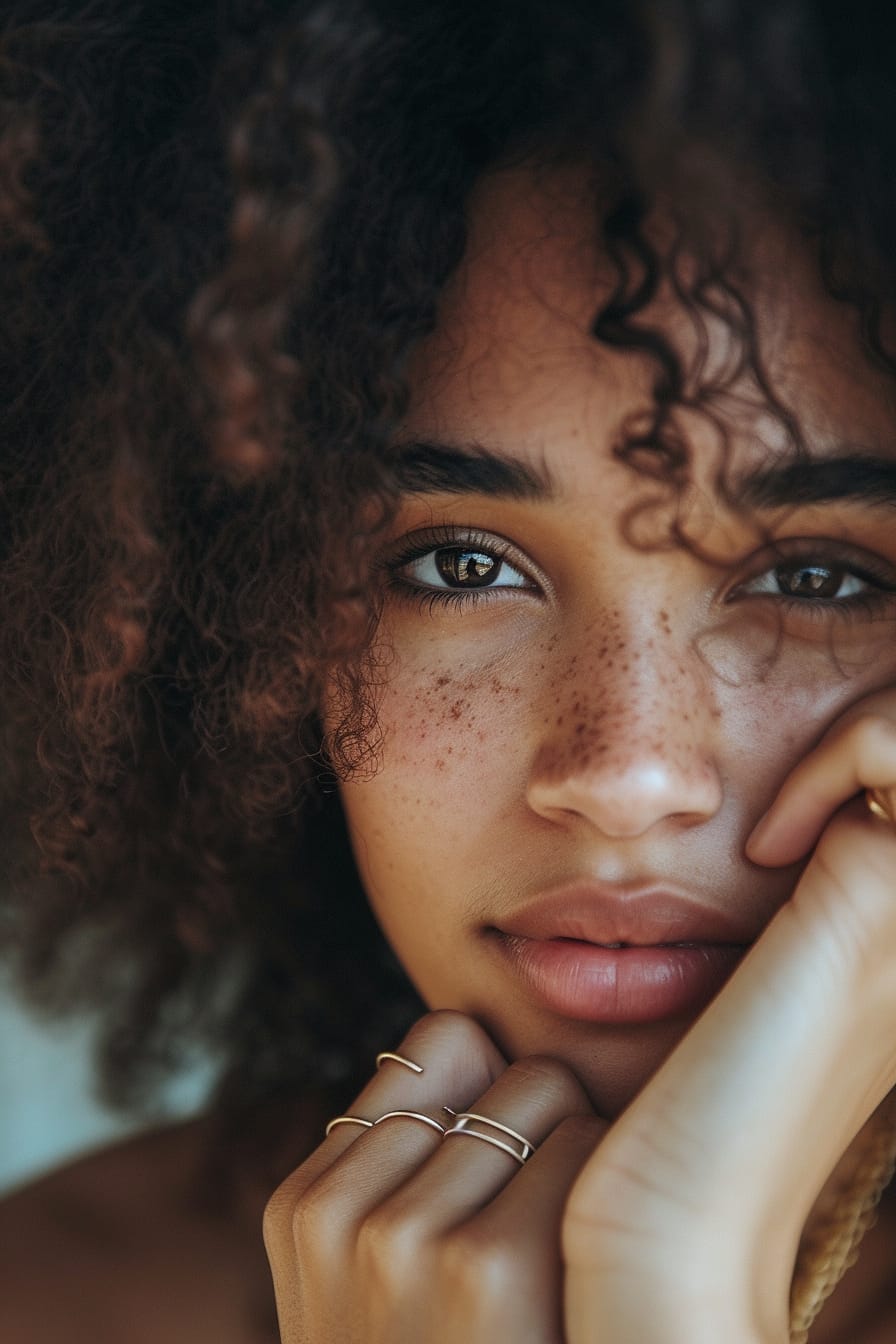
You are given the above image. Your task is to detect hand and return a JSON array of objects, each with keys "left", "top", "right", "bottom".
[
  {"left": 264, "top": 1011, "right": 607, "bottom": 1343},
  {"left": 562, "top": 688, "right": 896, "bottom": 1344}
]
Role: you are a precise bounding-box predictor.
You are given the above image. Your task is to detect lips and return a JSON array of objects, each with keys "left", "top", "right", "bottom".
[{"left": 491, "top": 881, "right": 757, "bottom": 1023}]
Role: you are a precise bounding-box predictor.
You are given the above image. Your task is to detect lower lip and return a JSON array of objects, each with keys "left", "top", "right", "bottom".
[{"left": 497, "top": 936, "right": 751, "bottom": 1023}]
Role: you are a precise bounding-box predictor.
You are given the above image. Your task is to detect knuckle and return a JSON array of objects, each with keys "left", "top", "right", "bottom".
[
  {"left": 404, "top": 1009, "right": 496, "bottom": 1059},
  {"left": 356, "top": 1203, "right": 427, "bottom": 1286},
  {"left": 400, "top": 1010, "right": 504, "bottom": 1092},
  {"left": 262, "top": 1182, "right": 294, "bottom": 1252},
  {"left": 262, "top": 1167, "right": 309, "bottom": 1249},
  {"left": 506, "top": 1054, "right": 589, "bottom": 1109},
  {"left": 850, "top": 712, "right": 896, "bottom": 763},
  {"left": 279, "top": 1178, "right": 350, "bottom": 1261},
  {"left": 438, "top": 1226, "right": 519, "bottom": 1301}
]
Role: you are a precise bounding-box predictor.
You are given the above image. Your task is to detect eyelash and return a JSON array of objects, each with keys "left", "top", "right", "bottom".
[
  {"left": 384, "top": 527, "right": 896, "bottom": 620},
  {"left": 732, "top": 544, "right": 896, "bottom": 622},
  {"left": 384, "top": 526, "right": 535, "bottom": 613}
]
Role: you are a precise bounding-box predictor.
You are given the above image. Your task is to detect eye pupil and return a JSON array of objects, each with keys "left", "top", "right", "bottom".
[
  {"left": 436, "top": 549, "right": 500, "bottom": 587},
  {"left": 778, "top": 563, "right": 841, "bottom": 598}
]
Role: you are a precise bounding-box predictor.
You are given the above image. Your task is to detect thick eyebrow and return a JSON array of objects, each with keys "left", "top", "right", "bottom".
[
  {"left": 737, "top": 451, "right": 896, "bottom": 511},
  {"left": 392, "top": 439, "right": 553, "bottom": 500}
]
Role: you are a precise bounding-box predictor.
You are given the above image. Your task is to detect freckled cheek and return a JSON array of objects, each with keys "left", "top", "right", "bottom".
[{"left": 378, "top": 666, "right": 530, "bottom": 780}]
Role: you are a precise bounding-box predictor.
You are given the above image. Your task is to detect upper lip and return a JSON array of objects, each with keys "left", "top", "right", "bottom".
[{"left": 495, "top": 881, "right": 757, "bottom": 946}]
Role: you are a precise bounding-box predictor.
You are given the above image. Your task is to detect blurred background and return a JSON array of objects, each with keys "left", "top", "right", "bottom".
[{"left": 0, "top": 976, "right": 216, "bottom": 1195}]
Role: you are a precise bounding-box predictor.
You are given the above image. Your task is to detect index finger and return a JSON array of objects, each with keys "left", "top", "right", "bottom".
[{"left": 746, "top": 704, "right": 896, "bottom": 865}]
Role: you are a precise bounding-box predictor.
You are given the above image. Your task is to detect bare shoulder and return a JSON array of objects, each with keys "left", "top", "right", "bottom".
[{"left": 0, "top": 1116, "right": 289, "bottom": 1344}]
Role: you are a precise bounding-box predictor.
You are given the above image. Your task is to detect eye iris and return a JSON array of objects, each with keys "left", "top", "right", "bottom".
[
  {"left": 436, "top": 549, "right": 500, "bottom": 587},
  {"left": 777, "top": 563, "right": 842, "bottom": 599}
]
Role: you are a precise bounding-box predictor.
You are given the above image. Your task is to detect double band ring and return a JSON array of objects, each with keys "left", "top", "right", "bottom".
[
  {"left": 866, "top": 787, "right": 896, "bottom": 825},
  {"left": 443, "top": 1112, "right": 536, "bottom": 1165}
]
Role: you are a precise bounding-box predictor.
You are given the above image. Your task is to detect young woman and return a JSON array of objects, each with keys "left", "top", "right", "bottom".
[{"left": 0, "top": 3, "right": 895, "bottom": 1341}]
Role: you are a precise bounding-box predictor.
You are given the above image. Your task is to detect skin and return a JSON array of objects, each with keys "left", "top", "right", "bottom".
[{"left": 264, "top": 164, "right": 896, "bottom": 1340}]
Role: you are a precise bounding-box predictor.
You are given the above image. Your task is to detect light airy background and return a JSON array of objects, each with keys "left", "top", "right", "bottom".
[{"left": 0, "top": 978, "right": 216, "bottom": 1196}]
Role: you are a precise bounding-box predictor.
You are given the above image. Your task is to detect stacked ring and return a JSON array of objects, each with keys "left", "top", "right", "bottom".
[
  {"left": 325, "top": 1110, "right": 446, "bottom": 1137},
  {"left": 374, "top": 1110, "right": 446, "bottom": 1135},
  {"left": 325, "top": 1116, "right": 374, "bottom": 1137},
  {"left": 443, "top": 1112, "right": 536, "bottom": 1165},
  {"left": 375, "top": 1051, "right": 424, "bottom": 1074}
]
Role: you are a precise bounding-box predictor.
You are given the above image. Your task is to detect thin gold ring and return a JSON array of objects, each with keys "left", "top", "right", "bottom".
[
  {"left": 866, "top": 787, "right": 896, "bottom": 825},
  {"left": 325, "top": 1115, "right": 374, "bottom": 1137},
  {"left": 375, "top": 1051, "right": 424, "bottom": 1074},
  {"left": 374, "top": 1110, "right": 446, "bottom": 1135}
]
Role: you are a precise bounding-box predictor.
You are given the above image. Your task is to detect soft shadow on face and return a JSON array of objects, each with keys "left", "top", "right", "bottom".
[{"left": 330, "top": 162, "right": 896, "bottom": 1119}]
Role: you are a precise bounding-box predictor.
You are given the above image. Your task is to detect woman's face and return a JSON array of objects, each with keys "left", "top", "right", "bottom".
[{"left": 331, "top": 165, "right": 896, "bottom": 1118}]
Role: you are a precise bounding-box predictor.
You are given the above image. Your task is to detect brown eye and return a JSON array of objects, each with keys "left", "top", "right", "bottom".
[
  {"left": 435, "top": 549, "right": 503, "bottom": 587},
  {"left": 774, "top": 563, "right": 846, "bottom": 599}
]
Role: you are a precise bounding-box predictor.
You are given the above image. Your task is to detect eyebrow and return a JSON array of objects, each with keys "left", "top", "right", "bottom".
[
  {"left": 736, "top": 451, "right": 896, "bottom": 511},
  {"left": 392, "top": 440, "right": 896, "bottom": 511},
  {"left": 392, "top": 439, "right": 552, "bottom": 500}
]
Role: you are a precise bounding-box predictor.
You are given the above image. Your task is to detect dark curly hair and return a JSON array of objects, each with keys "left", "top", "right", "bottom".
[{"left": 2, "top": 2, "right": 896, "bottom": 1328}]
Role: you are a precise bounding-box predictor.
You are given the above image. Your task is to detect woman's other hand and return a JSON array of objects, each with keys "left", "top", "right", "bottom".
[
  {"left": 563, "top": 687, "right": 896, "bottom": 1344},
  {"left": 264, "top": 1010, "right": 606, "bottom": 1343}
]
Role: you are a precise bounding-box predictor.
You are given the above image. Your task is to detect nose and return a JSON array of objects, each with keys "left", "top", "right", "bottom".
[{"left": 526, "top": 617, "right": 723, "bottom": 838}]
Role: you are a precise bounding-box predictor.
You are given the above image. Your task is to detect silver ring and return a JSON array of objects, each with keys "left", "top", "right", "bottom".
[
  {"left": 325, "top": 1115, "right": 374, "bottom": 1137},
  {"left": 443, "top": 1112, "right": 536, "bottom": 1165},
  {"left": 374, "top": 1110, "right": 446, "bottom": 1135},
  {"left": 375, "top": 1051, "right": 424, "bottom": 1074}
]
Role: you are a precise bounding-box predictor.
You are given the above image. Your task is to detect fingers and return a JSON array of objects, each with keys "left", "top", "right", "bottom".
[
  {"left": 378, "top": 1054, "right": 597, "bottom": 1234},
  {"left": 431, "top": 1114, "right": 607, "bottom": 1344},
  {"left": 269, "top": 1010, "right": 505, "bottom": 1210},
  {"left": 747, "top": 697, "right": 896, "bottom": 864},
  {"left": 565, "top": 808, "right": 896, "bottom": 1336},
  {"left": 264, "top": 1010, "right": 605, "bottom": 1344}
]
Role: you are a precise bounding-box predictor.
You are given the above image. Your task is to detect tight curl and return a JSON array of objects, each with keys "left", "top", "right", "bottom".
[{"left": 2, "top": 4, "right": 896, "bottom": 1329}]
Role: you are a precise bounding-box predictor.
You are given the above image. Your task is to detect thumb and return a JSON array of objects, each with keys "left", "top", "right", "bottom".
[{"left": 564, "top": 801, "right": 896, "bottom": 1338}]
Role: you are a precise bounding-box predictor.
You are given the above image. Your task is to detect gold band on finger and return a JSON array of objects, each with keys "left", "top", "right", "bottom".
[
  {"left": 375, "top": 1050, "right": 424, "bottom": 1074},
  {"left": 325, "top": 1115, "right": 374, "bottom": 1137},
  {"left": 866, "top": 787, "right": 896, "bottom": 825},
  {"left": 374, "top": 1110, "right": 446, "bottom": 1135},
  {"left": 443, "top": 1112, "right": 536, "bottom": 1165}
]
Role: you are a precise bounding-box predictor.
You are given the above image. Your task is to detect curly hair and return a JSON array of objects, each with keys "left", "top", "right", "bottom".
[{"left": 2, "top": 1, "right": 896, "bottom": 1334}]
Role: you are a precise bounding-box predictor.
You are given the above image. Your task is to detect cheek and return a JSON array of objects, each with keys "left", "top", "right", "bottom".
[
  {"left": 378, "top": 660, "right": 527, "bottom": 791},
  {"left": 708, "top": 632, "right": 896, "bottom": 802},
  {"left": 334, "top": 656, "right": 533, "bottom": 873}
]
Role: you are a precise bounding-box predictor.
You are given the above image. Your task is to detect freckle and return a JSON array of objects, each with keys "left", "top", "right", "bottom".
[
  {"left": 450, "top": 700, "right": 464, "bottom": 719},
  {"left": 436, "top": 675, "right": 450, "bottom": 688},
  {"left": 556, "top": 715, "right": 564, "bottom": 726}
]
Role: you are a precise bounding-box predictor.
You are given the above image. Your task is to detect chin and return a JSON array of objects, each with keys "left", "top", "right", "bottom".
[{"left": 477, "top": 1005, "right": 701, "bottom": 1121}]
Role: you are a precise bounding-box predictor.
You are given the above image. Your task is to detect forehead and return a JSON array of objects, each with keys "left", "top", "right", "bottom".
[{"left": 404, "top": 164, "right": 896, "bottom": 466}]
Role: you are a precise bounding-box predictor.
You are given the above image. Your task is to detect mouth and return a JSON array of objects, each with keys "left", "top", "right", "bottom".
[
  {"left": 491, "top": 881, "right": 756, "bottom": 1024},
  {"left": 493, "top": 933, "right": 752, "bottom": 1023}
]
